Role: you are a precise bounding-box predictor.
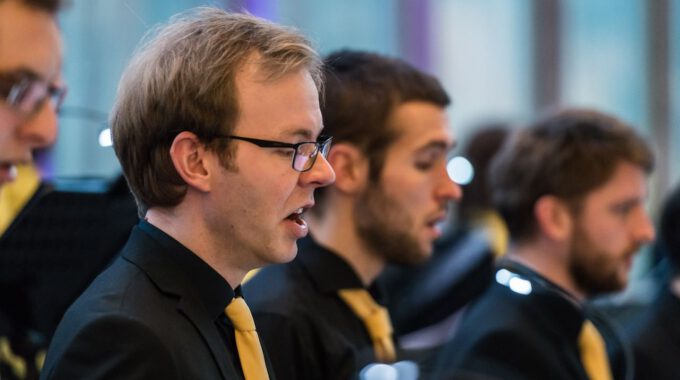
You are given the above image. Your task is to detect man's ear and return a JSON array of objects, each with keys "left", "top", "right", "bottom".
[
  {"left": 169, "top": 131, "right": 211, "bottom": 192},
  {"left": 534, "top": 195, "right": 573, "bottom": 241},
  {"left": 326, "top": 143, "right": 370, "bottom": 195}
]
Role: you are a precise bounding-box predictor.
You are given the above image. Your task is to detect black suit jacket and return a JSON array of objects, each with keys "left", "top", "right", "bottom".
[
  {"left": 433, "top": 262, "right": 630, "bottom": 380},
  {"left": 41, "top": 223, "right": 270, "bottom": 379},
  {"left": 245, "top": 237, "right": 384, "bottom": 380}
]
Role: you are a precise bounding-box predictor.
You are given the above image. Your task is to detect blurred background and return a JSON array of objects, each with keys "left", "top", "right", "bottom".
[{"left": 53, "top": 0, "right": 679, "bottom": 272}]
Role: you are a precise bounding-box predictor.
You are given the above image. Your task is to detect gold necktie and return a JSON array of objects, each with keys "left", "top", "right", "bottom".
[
  {"left": 578, "top": 320, "right": 613, "bottom": 380},
  {"left": 0, "top": 164, "right": 40, "bottom": 235},
  {"left": 338, "top": 289, "right": 396, "bottom": 363},
  {"left": 224, "top": 297, "right": 270, "bottom": 380}
]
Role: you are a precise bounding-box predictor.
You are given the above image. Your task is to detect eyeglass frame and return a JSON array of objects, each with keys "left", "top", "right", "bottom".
[
  {"left": 0, "top": 69, "right": 67, "bottom": 118},
  {"left": 213, "top": 134, "right": 332, "bottom": 172}
]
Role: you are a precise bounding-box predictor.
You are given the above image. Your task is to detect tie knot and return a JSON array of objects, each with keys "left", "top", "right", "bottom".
[
  {"left": 338, "top": 288, "right": 396, "bottom": 363},
  {"left": 338, "top": 289, "right": 393, "bottom": 338},
  {"left": 225, "top": 297, "right": 256, "bottom": 332}
]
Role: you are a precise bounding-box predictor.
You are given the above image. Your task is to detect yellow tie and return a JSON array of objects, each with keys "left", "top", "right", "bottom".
[
  {"left": 578, "top": 320, "right": 613, "bottom": 380},
  {"left": 224, "top": 297, "right": 270, "bottom": 380},
  {"left": 338, "top": 289, "right": 396, "bottom": 363},
  {"left": 0, "top": 164, "right": 40, "bottom": 235}
]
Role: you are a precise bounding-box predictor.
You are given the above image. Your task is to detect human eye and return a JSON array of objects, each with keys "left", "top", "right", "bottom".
[
  {"left": 415, "top": 160, "right": 435, "bottom": 171},
  {"left": 276, "top": 148, "right": 296, "bottom": 158},
  {"left": 610, "top": 201, "right": 637, "bottom": 217},
  {"left": 414, "top": 150, "right": 445, "bottom": 171}
]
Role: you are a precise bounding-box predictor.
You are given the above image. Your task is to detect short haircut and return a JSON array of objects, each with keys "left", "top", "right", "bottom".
[
  {"left": 2, "top": 0, "right": 62, "bottom": 14},
  {"left": 659, "top": 184, "right": 680, "bottom": 273},
  {"left": 315, "top": 49, "right": 450, "bottom": 205},
  {"left": 490, "top": 109, "right": 654, "bottom": 242},
  {"left": 111, "top": 7, "right": 322, "bottom": 216}
]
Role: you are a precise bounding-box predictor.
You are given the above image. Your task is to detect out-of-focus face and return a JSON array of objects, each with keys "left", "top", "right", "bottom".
[
  {"left": 568, "top": 161, "right": 656, "bottom": 296},
  {"left": 355, "top": 101, "right": 462, "bottom": 265},
  {"left": 205, "top": 63, "right": 335, "bottom": 272},
  {"left": 0, "top": 0, "right": 62, "bottom": 185}
]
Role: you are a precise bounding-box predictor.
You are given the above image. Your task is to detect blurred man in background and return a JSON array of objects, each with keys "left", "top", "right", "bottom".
[
  {"left": 0, "top": 0, "right": 63, "bottom": 187},
  {"left": 246, "top": 49, "right": 461, "bottom": 380},
  {"left": 0, "top": 1, "right": 63, "bottom": 378},
  {"left": 436, "top": 109, "right": 655, "bottom": 380}
]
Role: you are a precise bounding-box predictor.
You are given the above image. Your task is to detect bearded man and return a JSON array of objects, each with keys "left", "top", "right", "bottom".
[
  {"left": 435, "top": 108, "right": 655, "bottom": 380},
  {"left": 245, "top": 49, "right": 462, "bottom": 380}
]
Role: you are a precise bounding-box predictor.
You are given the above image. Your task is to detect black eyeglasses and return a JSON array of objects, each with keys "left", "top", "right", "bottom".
[
  {"left": 0, "top": 70, "right": 67, "bottom": 117},
  {"left": 218, "top": 134, "right": 332, "bottom": 172}
]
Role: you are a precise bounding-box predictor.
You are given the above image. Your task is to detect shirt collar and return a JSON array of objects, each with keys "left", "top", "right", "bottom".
[
  {"left": 296, "top": 236, "right": 386, "bottom": 301},
  {"left": 138, "top": 220, "right": 235, "bottom": 318}
]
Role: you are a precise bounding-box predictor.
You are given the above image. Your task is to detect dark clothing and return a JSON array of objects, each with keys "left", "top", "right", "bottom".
[
  {"left": 0, "top": 177, "right": 138, "bottom": 380},
  {"left": 378, "top": 227, "right": 494, "bottom": 335},
  {"left": 245, "top": 236, "right": 387, "bottom": 380},
  {"left": 433, "top": 261, "right": 631, "bottom": 380},
  {"left": 630, "top": 286, "right": 680, "bottom": 380},
  {"left": 41, "top": 221, "right": 273, "bottom": 380}
]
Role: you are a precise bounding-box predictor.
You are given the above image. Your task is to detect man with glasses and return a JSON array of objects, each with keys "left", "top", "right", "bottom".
[
  {"left": 41, "top": 8, "right": 334, "bottom": 379},
  {"left": 0, "top": 1, "right": 63, "bottom": 379},
  {"left": 245, "top": 50, "right": 462, "bottom": 379},
  {"left": 0, "top": 0, "right": 64, "bottom": 186}
]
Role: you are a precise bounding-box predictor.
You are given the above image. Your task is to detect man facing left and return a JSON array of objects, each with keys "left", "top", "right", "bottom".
[{"left": 41, "top": 7, "right": 334, "bottom": 379}]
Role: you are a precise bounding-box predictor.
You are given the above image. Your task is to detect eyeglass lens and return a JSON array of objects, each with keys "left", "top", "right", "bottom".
[
  {"left": 293, "top": 138, "right": 332, "bottom": 172},
  {"left": 1, "top": 72, "right": 65, "bottom": 116},
  {"left": 293, "top": 142, "right": 318, "bottom": 171}
]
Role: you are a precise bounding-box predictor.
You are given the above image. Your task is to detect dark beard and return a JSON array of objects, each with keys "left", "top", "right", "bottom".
[
  {"left": 568, "top": 224, "right": 637, "bottom": 296},
  {"left": 354, "top": 185, "right": 428, "bottom": 266}
]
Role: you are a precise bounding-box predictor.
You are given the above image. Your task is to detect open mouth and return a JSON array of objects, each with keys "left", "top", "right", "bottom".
[
  {"left": 0, "top": 163, "right": 18, "bottom": 182},
  {"left": 286, "top": 208, "right": 306, "bottom": 226}
]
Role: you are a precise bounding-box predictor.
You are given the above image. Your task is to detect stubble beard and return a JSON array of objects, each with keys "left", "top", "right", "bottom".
[
  {"left": 568, "top": 224, "right": 638, "bottom": 297},
  {"left": 354, "top": 185, "right": 429, "bottom": 266}
]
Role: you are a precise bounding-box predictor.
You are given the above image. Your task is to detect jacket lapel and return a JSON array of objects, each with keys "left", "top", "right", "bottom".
[{"left": 122, "top": 227, "right": 236, "bottom": 379}]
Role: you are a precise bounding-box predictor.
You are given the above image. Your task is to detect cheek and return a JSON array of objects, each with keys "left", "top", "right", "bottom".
[
  {"left": 259, "top": 171, "right": 301, "bottom": 207},
  {"left": 0, "top": 110, "right": 18, "bottom": 139},
  {"left": 584, "top": 221, "right": 628, "bottom": 257},
  {"left": 382, "top": 176, "right": 432, "bottom": 216}
]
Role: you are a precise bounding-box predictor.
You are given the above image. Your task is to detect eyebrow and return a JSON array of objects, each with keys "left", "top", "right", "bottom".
[
  {"left": 416, "top": 139, "right": 457, "bottom": 154},
  {"left": 609, "top": 196, "right": 644, "bottom": 210},
  {"left": 281, "top": 127, "right": 324, "bottom": 141},
  {"left": 1, "top": 67, "right": 42, "bottom": 81}
]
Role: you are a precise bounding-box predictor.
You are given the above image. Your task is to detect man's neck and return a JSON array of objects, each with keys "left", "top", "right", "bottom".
[
  {"left": 145, "top": 207, "right": 246, "bottom": 289},
  {"left": 507, "top": 239, "right": 586, "bottom": 301},
  {"left": 307, "top": 209, "right": 385, "bottom": 287}
]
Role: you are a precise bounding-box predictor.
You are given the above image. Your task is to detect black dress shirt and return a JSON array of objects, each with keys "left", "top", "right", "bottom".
[
  {"left": 245, "top": 236, "right": 388, "bottom": 380},
  {"left": 138, "top": 222, "right": 245, "bottom": 377}
]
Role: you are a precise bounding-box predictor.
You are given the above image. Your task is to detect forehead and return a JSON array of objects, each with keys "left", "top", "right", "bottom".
[
  {"left": 0, "top": 1, "right": 62, "bottom": 80},
  {"left": 386, "top": 101, "right": 454, "bottom": 152},
  {"left": 582, "top": 161, "right": 648, "bottom": 206},
  {"left": 234, "top": 60, "right": 322, "bottom": 139}
]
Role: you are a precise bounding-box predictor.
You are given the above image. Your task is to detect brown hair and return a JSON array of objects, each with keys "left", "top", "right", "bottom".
[
  {"left": 111, "top": 7, "right": 322, "bottom": 216},
  {"left": 490, "top": 108, "right": 654, "bottom": 242},
  {"left": 315, "top": 49, "right": 450, "bottom": 206},
  {"left": 1, "top": 0, "right": 62, "bottom": 14}
]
